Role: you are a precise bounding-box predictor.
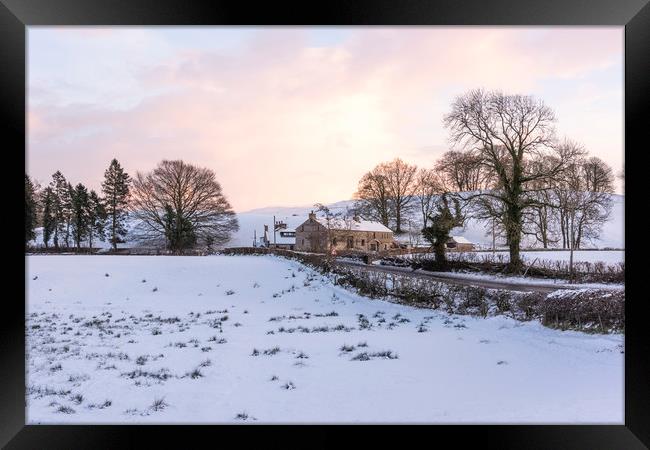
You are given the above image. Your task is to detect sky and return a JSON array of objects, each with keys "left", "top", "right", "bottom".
[{"left": 27, "top": 27, "right": 624, "bottom": 212}]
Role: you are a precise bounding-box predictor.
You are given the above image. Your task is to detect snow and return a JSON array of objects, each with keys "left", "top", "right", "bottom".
[
  {"left": 311, "top": 216, "right": 393, "bottom": 233},
  {"left": 26, "top": 254, "right": 623, "bottom": 424},
  {"left": 272, "top": 232, "right": 296, "bottom": 246}
]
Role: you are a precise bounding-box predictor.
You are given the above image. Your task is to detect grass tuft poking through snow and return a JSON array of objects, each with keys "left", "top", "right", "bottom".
[{"left": 26, "top": 254, "right": 624, "bottom": 424}]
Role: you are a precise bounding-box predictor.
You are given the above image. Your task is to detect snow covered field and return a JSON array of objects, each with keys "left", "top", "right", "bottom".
[{"left": 26, "top": 255, "right": 623, "bottom": 424}]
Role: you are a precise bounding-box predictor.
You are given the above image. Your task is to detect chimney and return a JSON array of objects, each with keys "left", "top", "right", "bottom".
[{"left": 308, "top": 210, "right": 316, "bottom": 221}]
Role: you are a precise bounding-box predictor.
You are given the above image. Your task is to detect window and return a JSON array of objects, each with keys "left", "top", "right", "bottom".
[{"left": 361, "top": 239, "right": 365, "bottom": 246}]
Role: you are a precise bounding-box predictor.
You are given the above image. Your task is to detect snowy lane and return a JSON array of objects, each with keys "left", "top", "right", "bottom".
[{"left": 26, "top": 255, "right": 623, "bottom": 423}]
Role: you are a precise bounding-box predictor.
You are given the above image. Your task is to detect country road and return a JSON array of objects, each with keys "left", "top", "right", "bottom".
[{"left": 334, "top": 260, "right": 619, "bottom": 294}]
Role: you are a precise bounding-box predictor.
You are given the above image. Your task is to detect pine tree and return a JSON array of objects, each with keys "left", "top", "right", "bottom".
[
  {"left": 50, "top": 171, "right": 70, "bottom": 249},
  {"left": 41, "top": 187, "right": 55, "bottom": 249},
  {"left": 162, "top": 204, "right": 196, "bottom": 253},
  {"left": 25, "top": 175, "right": 38, "bottom": 247},
  {"left": 87, "top": 190, "right": 107, "bottom": 250},
  {"left": 70, "top": 183, "right": 90, "bottom": 250},
  {"left": 101, "top": 159, "right": 131, "bottom": 250},
  {"left": 64, "top": 182, "right": 74, "bottom": 247}
]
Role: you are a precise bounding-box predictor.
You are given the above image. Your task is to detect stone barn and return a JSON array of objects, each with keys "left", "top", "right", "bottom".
[{"left": 295, "top": 212, "right": 394, "bottom": 253}]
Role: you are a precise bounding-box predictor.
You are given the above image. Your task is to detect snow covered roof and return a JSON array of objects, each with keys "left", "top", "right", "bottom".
[
  {"left": 449, "top": 235, "right": 473, "bottom": 244},
  {"left": 266, "top": 215, "right": 303, "bottom": 245},
  {"left": 312, "top": 216, "right": 393, "bottom": 233},
  {"left": 272, "top": 230, "right": 297, "bottom": 245}
]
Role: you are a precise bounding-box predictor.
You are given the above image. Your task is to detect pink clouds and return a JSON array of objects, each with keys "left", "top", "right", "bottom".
[{"left": 28, "top": 27, "right": 623, "bottom": 210}]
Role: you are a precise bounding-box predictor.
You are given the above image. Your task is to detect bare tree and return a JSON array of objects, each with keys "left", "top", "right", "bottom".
[
  {"left": 130, "top": 160, "right": 239, "bottom": 253},
  {"left": 435, "top": 150, "right": 491, "bottom": 192},
  {"left": 522, "top": 154, "right": 562, "bottom": 248},
  {"left": 553, "top": 152, "right": 613, "bottom": 255},
  {"left": 354, "top": 158, "right": 417, "bottom": 233},
  {"left": 555, "top": 157, "right": 613, "bottom": 277},
  {"left": 414, "top": 168, "right": 442, "bottom": 229},
  {"left": 383, "top": 158, "right": 418, "bottom": 233},
  {"left": 353, "top": 168, "right": 392, "bottom": 227},
  {"left": 444, "top": 89, "right": 579, "bottom": 272},
  {"left": 582, "top": 156, "right": 615, "bottom": 193}
]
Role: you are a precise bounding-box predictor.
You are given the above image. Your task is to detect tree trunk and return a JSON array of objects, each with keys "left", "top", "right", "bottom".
[
  {"left": 65, "top": 221, "right": 71, "bottom": 248},
  {"left": 434, "top": 240, "right": 446, "bottom": 264},
  {"left": 112, "top": 206, "right": 117, "bottom": 251},
  {"left": 506, "top": 206, "right": 523, "bottom": 272},
  {"left": 569, "top": 213, "right": 575, "bottom": 281},
  {"left": 395, "top": 208, "right": 402, "bottom": 233}
]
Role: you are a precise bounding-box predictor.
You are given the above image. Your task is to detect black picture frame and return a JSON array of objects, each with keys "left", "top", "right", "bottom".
[{"left": 2, "top": 0, "right": 648, "bottom": 448}]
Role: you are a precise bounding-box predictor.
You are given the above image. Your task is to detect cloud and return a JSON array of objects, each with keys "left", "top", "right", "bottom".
[{"left": 28, "top": 27, "right": 624, "bottom": 210}]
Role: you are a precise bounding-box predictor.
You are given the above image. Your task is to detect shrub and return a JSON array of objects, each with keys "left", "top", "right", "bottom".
[
  {"left": 56, "top": 405, "right": 75, "bottom": 414},
  {"left": 150, "top": 397, "right": 168, "bottom": 411}
]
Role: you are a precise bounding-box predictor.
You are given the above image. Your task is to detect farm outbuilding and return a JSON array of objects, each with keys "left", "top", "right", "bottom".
[{"left": 446, "top": 236, "right": 475, "bottom": 251}]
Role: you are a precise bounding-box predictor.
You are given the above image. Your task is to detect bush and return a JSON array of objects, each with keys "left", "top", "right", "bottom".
[
  {"left": 222, "top": 247, "right": 624, "bottom": 333},
  {"left": 540, "top": 289, "right": 625, "bottom": 332}
]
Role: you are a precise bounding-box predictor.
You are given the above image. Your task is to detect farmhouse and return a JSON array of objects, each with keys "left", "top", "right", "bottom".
[
  {"left": 257, "top": 216, "right": 302, "bottom": 250},
  {"left": 446, "top": 235, "right": 475, "bottom": 251},
  {"left": 294, "top": 211, "right": 394, "bottom": 253}
]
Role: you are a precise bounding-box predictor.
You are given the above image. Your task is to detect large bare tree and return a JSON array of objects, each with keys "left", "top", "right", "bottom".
[
  {"left": 444, "top": 89, "right": 579, "bottom": 272},
  {"left": 354, "top": 158, "right": 417, "bottom": 233},
  {"left": 383, "top": 158, "right": 418, "bottom": 233},
  {"left": 353, "top": 166, "right": 392, "bottom": 227},
  {"left": 130, "top": 160, "right": 239, "bottom": 253}
]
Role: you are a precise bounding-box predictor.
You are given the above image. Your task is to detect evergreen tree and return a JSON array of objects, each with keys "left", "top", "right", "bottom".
[
  {"left": 25, "top": 175, "right": 38, "bottom": 247},
  {"left": 50, "top": 171, "right": 71, "bottom": 249},
  {"left": 87, "top": 190, "right": 107, "bottom": 250},
  {"left": 101, "top": 159, "right": 131, "bottom": 250},
  {"left": 63, "top": 182, "right": 74, "bottom": 247},
  {"left": 162, "top": 204, "right": 196, "bottom": 253},
  {"left": 70, "top": 183, "right": 91, "bottom": 250},
  {"left": 422, "top": 193, "right": 464, "bottom": 264},
  {"left": 41, "top": 187, "right": 55, "bottom": 249}
]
